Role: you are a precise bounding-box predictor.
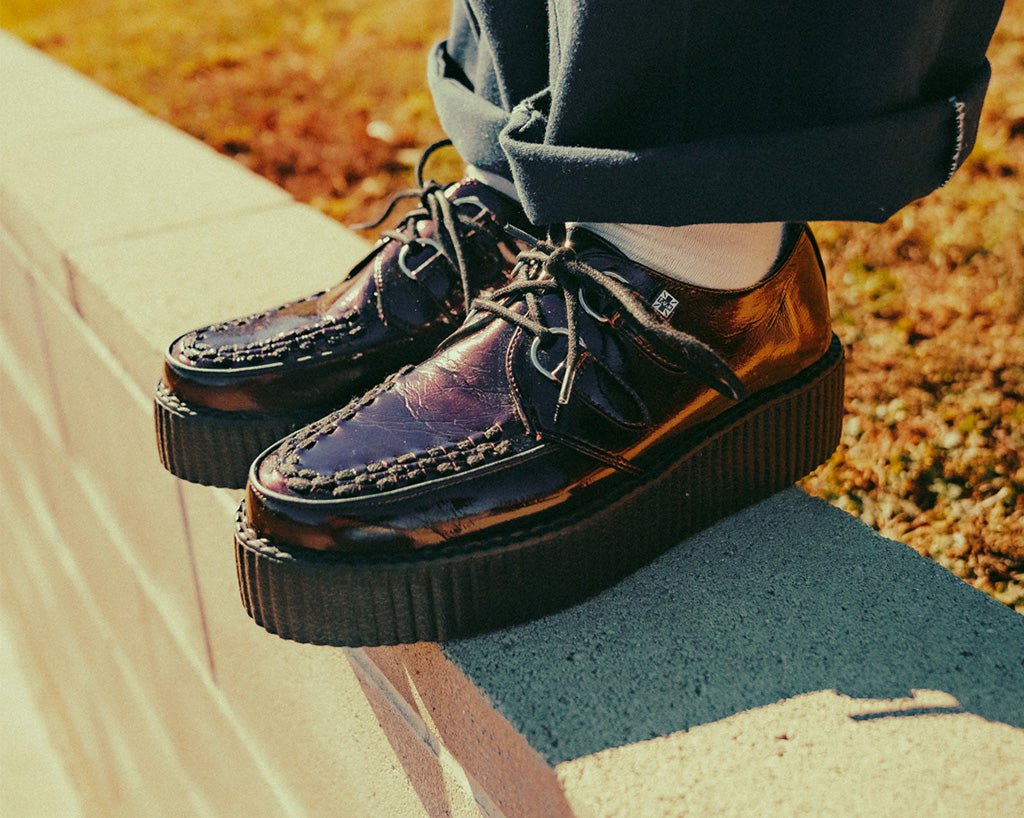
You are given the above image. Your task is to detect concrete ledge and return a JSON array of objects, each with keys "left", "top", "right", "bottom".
[
  {"left": 446, "top": 489, "right": 1024, "bottom": 814},
  {"left": 2, "top": 32, "right": 1022, "bottom": 817}
]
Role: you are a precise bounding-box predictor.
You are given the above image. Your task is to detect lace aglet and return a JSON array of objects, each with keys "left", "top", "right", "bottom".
[
  {"left": 504, "top": 223, "right": 542, "bottom": 248},
  {"left": 556, "top": 354, "right": 583, "bottom": 409},
  {"left": 705, "top": 355, "right": 748, "bottom": 402},
  {"left": 724, "top": 373, "right": 748, "bottom": 402}
]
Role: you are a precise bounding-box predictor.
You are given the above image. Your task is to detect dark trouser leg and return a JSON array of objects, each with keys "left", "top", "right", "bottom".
[{"left": 430, "top": 0, "right": 1005, "bottom": 225}]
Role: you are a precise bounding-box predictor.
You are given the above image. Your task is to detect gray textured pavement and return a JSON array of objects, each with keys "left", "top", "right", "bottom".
[{"left": 445, "top": 488, "right": 1024, "bottom": 764}]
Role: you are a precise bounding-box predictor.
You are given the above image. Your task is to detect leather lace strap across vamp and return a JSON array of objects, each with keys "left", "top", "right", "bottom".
[{"left": 466, "top": 229, "right": 748, "bottom": 419}]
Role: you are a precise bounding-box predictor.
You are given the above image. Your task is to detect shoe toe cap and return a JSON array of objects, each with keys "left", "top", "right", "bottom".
[{"left": 244, "top": 411, "right": 549, "bottom": 556}]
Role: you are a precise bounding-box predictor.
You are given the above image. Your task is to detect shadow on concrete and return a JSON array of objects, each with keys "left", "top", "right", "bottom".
[{"left": 443, "top": 488, "right": 1024, "bottom": 765}]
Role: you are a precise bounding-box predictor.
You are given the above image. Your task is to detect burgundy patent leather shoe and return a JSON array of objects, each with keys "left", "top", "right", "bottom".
[
  {"left": 155, "top": 148, "right": 535, "bottom": 487},
  {"left": 235, "top": 224, "right": 845, "bottom": 645}
]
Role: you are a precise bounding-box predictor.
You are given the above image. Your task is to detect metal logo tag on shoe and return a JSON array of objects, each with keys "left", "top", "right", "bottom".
[{"left": 652, "top": 290, "right": 679, "bottom": 319}]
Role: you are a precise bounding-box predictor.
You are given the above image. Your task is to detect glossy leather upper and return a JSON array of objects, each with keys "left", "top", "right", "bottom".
[
  {"left": 163, "top": 181, "right": 530, "bottom": 414},
  {"left": 247, "top": 224, "right": 832, "bottom": 553}
]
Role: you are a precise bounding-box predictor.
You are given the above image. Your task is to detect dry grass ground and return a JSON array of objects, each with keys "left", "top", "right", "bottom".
[{"left": 3, "top": 0, "right": 1021, "bottom": 610}]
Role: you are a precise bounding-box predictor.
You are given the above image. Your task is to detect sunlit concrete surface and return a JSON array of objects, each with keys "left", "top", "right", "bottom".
[
  {"left": 556, "top": 689, "right": 1024, "bottom": 818},
  {"left": 443, "top": 489, "right": 1024, "bottom": 815}
]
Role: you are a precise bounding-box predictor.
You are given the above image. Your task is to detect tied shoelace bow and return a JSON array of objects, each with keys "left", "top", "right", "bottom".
[
  {"left": 351, "top": 139, "right": 513, "bottom": 316},
  {"left": 469, "top": 230, "right": 749, "bottom": 417}
]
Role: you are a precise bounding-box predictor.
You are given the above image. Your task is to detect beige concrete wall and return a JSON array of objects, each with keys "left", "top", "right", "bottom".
[{"left": 0, "top": 33, "right": 536, "bottom": 818}]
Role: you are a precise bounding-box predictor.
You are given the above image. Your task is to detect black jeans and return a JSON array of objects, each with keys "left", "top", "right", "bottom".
[{"left": 429, "top": 0, "right": 1005, "bottom": 226}]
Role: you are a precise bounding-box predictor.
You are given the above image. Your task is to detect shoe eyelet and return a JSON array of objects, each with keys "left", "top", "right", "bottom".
[
  {"left": 451, "top": 195, "right": 490, "bottom": 223},
  {"left": 398, "top": 238, "right": 443, "bottom": 279},
  {"left": 530, "top": 327, "right": 585, "bottom": 382},
  {"left": 579, "top": 271, "right": 628, "bottom": 323}
]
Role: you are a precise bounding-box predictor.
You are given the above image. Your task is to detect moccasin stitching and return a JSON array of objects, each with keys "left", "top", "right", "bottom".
[
  {"left": 278, "top": 423, "right": 510, "bottom": 496},
  {"left": 179, "top": 306, "right": 361, "bottom": 365}
]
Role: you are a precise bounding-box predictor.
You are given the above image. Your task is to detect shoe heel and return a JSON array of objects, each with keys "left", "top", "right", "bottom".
[{"left": 664, "top": 333, "right": 845, "bottom": 534}]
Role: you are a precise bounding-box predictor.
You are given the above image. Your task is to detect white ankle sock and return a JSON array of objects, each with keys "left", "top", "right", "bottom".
[
  {"left": 574, "top": 221, "right": 785, "bottom": 290},
  {"left": 465, "top": 165, "right": 521, "bottom": 202}
]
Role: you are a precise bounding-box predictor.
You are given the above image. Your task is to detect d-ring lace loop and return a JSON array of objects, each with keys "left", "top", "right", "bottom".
[
  {"left": 471, "top": 238, "right": 748, "bottom": 413},
  {"left": 530, "top": 327, "right": 586, "bottom": 382},
  {"left": 579, "top": 270, "right": 628, "bottom": 323},
  {"left": 397, "top": 239, "right": 444, "bottom": 280}
]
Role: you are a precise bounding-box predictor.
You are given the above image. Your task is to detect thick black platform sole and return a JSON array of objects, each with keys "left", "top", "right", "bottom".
[
  {"left": 154, "top": 381, "right": 325, "bottom": 489},
  {"left": 235, "top": 335, "right": 846, "bottom": 647}
]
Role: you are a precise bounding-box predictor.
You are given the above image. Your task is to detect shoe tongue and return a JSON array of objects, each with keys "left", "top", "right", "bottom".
[
  {"left": 564, "top": 226, "right": 681, "bottom": 308},
  {"left": 368, "top": 179, "right": 523, "bottom": 308},
  {"left": 393, "top": 178, "right": 526, "bottom": 267},
  {"left": 444, "top": 178, "right": 527, "bottom": 229},
  {"left": 314, "top": 178, "right": 529, "bottom": 325}
]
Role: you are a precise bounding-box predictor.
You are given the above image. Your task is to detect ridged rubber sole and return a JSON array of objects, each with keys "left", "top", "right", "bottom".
[
  {"left": 235, "top": 335, "right": 845, "bottom": 646},
  {"left": 154, "top": 381, "right": 325, "bottom": 488}
]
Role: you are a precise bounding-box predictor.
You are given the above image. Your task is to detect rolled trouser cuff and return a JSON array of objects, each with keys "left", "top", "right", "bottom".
[
  {"left": 501, "top": 64, "right": 990, "bottom": 226},
  {"left": 428, "top": 41, "right": 515, "bottom": 181},
  {"left": 431, "top": 39, "right": 991, "bottom": 226}
]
